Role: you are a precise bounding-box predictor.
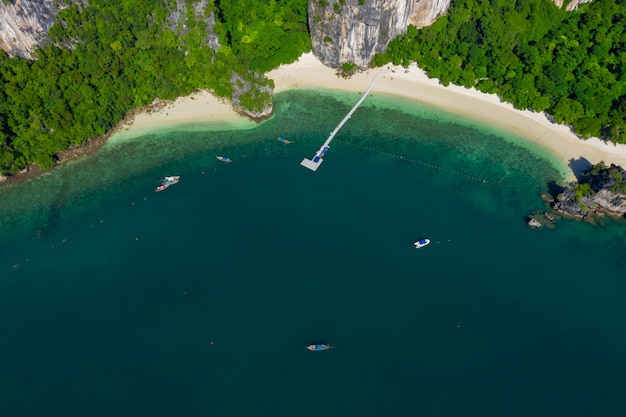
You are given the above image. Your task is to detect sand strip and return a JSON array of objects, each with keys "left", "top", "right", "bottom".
[
  {"left": 109, "top": 89, "right": 248, "bottom": 143},
  {"left": 268, "top": 53, "right": 626, "bottom": 179},
  {"left": 114, "top": 53, "right": 626, "bottom": 179}
]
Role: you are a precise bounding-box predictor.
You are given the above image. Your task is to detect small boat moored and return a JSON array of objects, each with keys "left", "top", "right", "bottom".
[
  {"left": 276, "top": 137, "right": 292, "bottom": 144},
  {"left": 413, "top": 238, "right": 430, "bottom": 249},
  {"left": 216, "top": 156, "right": 232, "bottom": 163},
  {"left": 155, "top": 175, "right": 180, "bottom": 192},
  {"left": 306, "top": 344, "right": 333, "bottom": 351}
]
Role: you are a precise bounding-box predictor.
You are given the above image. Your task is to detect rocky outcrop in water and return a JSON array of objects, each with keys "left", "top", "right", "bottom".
[
  {"left": 308, "top": 0, "right": 451, "bottom": 69},
  {"left": 230, "top": 71, "right": 273, "bottom": 120},
  {"left": 554, "top": 163, "right": 626, "bottom": 218}
]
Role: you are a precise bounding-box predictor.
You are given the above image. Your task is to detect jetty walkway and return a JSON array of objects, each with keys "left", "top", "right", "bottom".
[{"left": 301, "top": 70, "right": 384, "bottom": 171}]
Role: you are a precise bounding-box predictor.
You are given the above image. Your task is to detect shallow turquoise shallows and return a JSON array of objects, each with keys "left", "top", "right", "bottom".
[{"left": 1, "top": 90, "right": 625, "bottom": 417}]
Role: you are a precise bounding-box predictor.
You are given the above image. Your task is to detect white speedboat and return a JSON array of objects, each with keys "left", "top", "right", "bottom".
[{"left": 413, "top": 238, "right": 430, "bottom": 249}]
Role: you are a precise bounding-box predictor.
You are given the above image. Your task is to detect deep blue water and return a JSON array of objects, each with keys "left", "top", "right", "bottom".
[{"left": 1, "top": 90, "right": 625, "bottom": 417}]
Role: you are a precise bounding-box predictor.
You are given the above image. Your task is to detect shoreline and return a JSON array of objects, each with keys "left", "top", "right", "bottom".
[
  {"left": 110, "top": 51, "right": 626, "bottom": 180},
  {"left": 134, "top": 91, "right": 239, "bottom": 127},
  {"left": 4, "top": 52, "right": 626, "bottom": 187},
  {"left": 0, "top": 90, "right": 244, "bottom": 187},
  {"left": 267, "top": 53, "right": 626, "bottom": 181},
  {"left": 107, "top": 90, "right": 245, "bottom": 143}
]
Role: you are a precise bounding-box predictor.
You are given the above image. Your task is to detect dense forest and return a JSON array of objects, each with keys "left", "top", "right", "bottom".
[
  {"left": 0, "top": 0, "right": 310, "bottom": 175},
  {"left": 2, "top": 0, "right": 626, "bottom": 177},
  {"left": 374, "top": 0, "right": 626, "bottom": 144}
]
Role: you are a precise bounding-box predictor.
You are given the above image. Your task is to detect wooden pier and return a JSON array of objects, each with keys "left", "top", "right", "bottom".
[{"left": 301, "top": 70, "right": 384, "bottom": 171}]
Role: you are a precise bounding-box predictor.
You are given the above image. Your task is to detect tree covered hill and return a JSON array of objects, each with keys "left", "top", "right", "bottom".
[
  {"left": 1, "top": 0, "right": 625, "bottom": 178},
  {"left": 0, "top": 0, "right": 310, "bottom": 175},
  {"left": 374, "top": 0, "right": 626, "bottom": 144}
]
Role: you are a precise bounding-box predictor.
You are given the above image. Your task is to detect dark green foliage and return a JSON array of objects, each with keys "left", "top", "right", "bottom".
[
  {"left": 0, "top": 0, "right": 311, "bottom": 175},
  {"left": 574, "top": 182, "right": 594, "bottom": 203},
  {"left": 578, "top": 161, "right": 626, "bottom": 195},
  {"left": 379, "top": 0, "right": 626, "bottom": 144},
  {"left": 341, "top": 62, "right": 357, "bottom": 73},
  {"left": 215, "top": 0, "right": 310, "bottom": 73},
  {"left": 610, "top": 181, "right": 626, "bottom": 194},
  {"left": 238, "top": 88, "right": 272, "bottom": 113}
]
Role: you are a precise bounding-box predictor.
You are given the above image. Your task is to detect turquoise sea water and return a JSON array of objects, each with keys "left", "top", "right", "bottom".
[{"left": 1, "top": 90, "right": 626, "bottom": 417}]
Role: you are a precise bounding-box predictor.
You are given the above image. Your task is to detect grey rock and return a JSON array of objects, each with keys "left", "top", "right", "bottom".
[
  {"left": 308, "top": 0, "right": 451, "bottom": 69},
  {"left": 565, "top": 0, "right": 594, "bottom": 11},
  {"left": 0, "top": 0, "right": 85, "bottom": 59},
  {"left": 554, "top": 163, "right": 626, "bottom": 218},
  {"left": 168, "top": 0, "right": 220, "bottom": 52},
  {"left": 230, "top": 71, "right": 273, "bottom": 120}
]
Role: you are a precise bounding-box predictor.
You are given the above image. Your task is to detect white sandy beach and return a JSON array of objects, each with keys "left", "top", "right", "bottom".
[
  {"left": 269, "top": 53, "right": 626, "bottom": 179},
  {"left": 120, "top": 52, "right": 626, "bottom": 179},
  {"left": 111, "top": 90, "right": 249, "bottom": 141},
  {"left": 131, "top": 91, "right": 241, "bottom": 126}
]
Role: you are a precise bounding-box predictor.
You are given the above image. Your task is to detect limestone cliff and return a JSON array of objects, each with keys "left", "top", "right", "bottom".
[
  {"left": 565, "top": 0, "right": 594, "bottom": 11},
  {"left": 168, "top": 0, "right": 220, "bottom": 52},
  {"left": 409, "top": 0, "right": 451, "bottom": 27},
  {"left": 168, "top": 0, "right": 272, "bottom": 119},
  {"left": 0, "top": 0, "right": 58, "bottom": 60},
  {"left": 0, "top": 0, "right": 271, "bottom": 119},
  {"left": 553, "top": 0, "right": 594, "bottom": 11},
  {"left": 308, "top": 0, "right": 451, "bottom": 69}
]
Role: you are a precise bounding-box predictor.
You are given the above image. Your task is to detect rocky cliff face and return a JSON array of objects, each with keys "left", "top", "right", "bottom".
[
  {"left": 0, "top": 0, "right": 58, "bottom": 59},
  {"left": 565, "top": 0, "right": 594, "bottom": 11},
  {"left": 0, "top": 0, "right": 271, "bottom": 119},
  {"left": 554, "top": 163, "right": 626, "bottom": 218},
  {"left": 409, "top": 0, "right": 451, "bottom": 27},
  {"left": 168, "top": 0, "right": 272, "bottom": 119},
  {"left": 168, "top": 0, "right": 220, "bottom": 52},
  {"left": 0, "top": 0, "right": 87, "bottom": 60},
  {"left": 553, "top": 0, "right": 594, "bottom": 11},
  {"left": 308, "top": 0, "right": 451, "bottom": 69}
]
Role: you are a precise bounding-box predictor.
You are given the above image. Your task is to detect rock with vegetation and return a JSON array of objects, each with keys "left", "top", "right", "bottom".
[
  {"left": 0, "top": 0, "right": 311, "bottom": 178},
  {"left": 169, "top": 0, "right": 273, "bottom": 120},
  {"left": 230, "top": 71, "right": 273, "bottom": 120},
  {"left": 554, "top": 162, "right": 626, "bottom": 218},
  {"left": 308, "top": 0, "right": 450, "bottom": 69},
  {"left": 0, "top": 0, "right": 85, "bottom": 60},
  {"left": 553, "top": 0, "right": 594, "bottom": 11}
]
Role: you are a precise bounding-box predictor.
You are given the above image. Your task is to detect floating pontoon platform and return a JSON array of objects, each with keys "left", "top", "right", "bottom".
[{"left": 300, "top": 147, "right": 329, "bottom": 171}]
